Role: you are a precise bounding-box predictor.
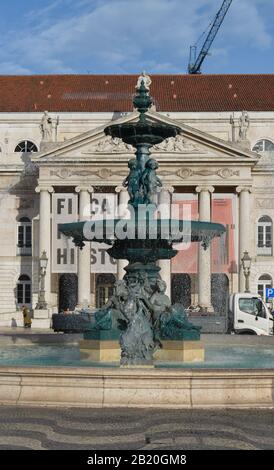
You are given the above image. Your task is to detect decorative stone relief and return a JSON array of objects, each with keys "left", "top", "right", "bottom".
[
  {"left": 82, "top": 134, "right": 208, "bottom": 155},
  {"left": 255, "top": 198, "right": 274, "bottom": 209},
  {"left": 50, "top": 168, "right": 127, "bottom": 180},
  {"left": 152, "top": 135, "right": 201, "bottom": 153},
  {"left": 95, "top": 168, "right": 127, "bottom": 179},
  {"left": 157, "top": 167, "right": 240, "bottom": 180},
  {"left": 83, "top": 136, "right": 134, "bottom": 154}
]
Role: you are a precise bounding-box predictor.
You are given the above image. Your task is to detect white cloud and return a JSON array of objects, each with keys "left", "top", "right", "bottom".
[
  {"left": 0, "top": 0, "right": 272, "bottom": 74},
  {"left": 222, "top": 0, "right": 272, "bottom": 49}
]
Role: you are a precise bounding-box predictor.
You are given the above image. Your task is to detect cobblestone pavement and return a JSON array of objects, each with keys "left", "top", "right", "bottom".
[{"left": 0, "top": 407, "right": 273, "bottom": 450}]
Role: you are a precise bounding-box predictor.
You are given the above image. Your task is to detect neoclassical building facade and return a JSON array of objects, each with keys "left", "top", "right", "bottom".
[{"left": 0, "top": 74, "right": 273, "bottom": 324}]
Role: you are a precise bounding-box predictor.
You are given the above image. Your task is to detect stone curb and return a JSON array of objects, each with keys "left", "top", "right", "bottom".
[{"left": 0, "top": 367, "right": 273, "bottom": 409}]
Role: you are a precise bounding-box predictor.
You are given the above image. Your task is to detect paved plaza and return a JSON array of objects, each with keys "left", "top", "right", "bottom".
[{"left": 0, "top": 406, "right": 273, "bottom": 450}]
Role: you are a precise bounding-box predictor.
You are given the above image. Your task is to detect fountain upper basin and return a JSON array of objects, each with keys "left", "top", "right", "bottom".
[
  {"left": 59, "top": 219, "right": 225, "bottom": 254},
  {"left": 105, "top": 121, "right": 181, "bottom": 146}
]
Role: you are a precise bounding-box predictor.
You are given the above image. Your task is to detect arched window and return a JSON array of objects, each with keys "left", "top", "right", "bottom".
[
  {"left": 17, "top": 274, "right": 31, "bottom": 307},
  {"left": 252, "top": 139, "right": 274, "bottom": 153},
  {"left": 258, "top": 274, "right": 272, "bottom": 302},
  {"left": 17, "top": 217, "right": 32, "bottom": 256},
  {"left": 15, "top": 141, "right": 38, "bottom": 153},
  {"left": 257, "top": 216, "right": 272, "bottom": 256}
]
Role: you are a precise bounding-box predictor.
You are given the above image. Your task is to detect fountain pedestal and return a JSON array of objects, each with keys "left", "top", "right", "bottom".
[
  {"left": 80, "top": 338, "right": 204, "bottom": 364},
  {"left": 154, "top": 340, "right": 204, "bottom": 363},
  {"left": 80, "top": 340, "right": 120, "bottom": 362},
  {"left": 80, "top": 330, "right": 120, "bottom": 362}
]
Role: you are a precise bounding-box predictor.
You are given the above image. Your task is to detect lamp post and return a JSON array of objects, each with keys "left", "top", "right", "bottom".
[
  {"left": 241, "top": 250, "right": 252, "bottom": 293},
  {"left": 36, "top": 250, "right": 48, "bottom": 309}
]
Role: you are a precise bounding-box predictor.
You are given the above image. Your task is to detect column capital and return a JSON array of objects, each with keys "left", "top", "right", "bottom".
[
  {"left": 160, "top": 185, "right": 174, "bottom": 194},
  {"left": 115, "top": 185, "right": 128, "bottom": 194},
  {"left": 75, "top": 185, "right": 94, "bottom": 194},
  {"left": 35, "top": 185, "right": 54, "bottom": 194},
  {"left": 195, "top": 185, "right": 215, "bottom": 194},
  {"left": 236, "top": 186, "right": 252, "bottom": 194}
]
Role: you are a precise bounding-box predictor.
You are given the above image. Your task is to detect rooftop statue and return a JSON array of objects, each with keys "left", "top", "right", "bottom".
[
  {"left": 40, "top": 111, "right": 53, "bottom": 142},
  {"left": 238, "top": 110, "right": 249, "bottom": 141},
  {"left": 136, "top": 71, "right": 152, "bottom": 90}
]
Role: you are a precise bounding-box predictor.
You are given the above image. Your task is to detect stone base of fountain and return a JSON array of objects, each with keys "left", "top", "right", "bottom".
[
  {"left": 80, "top": 339, "right": 120, "bottom": 363},
  {"left": 79, "top": 335, "right": 204, "bottom": 365},
  {"left": 154, "top": 340, "right": 204, "bottom": 363}
]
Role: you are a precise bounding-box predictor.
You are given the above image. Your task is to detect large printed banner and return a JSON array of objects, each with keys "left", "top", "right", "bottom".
[
  {"left": 90, "top": 193, "right": 118, "bottom": 273},
  {"left": 91, "top": 242, "right": 117, "bottom": 273},
  {"left": 171, "top": 194, "right": 237, "bottom": 274},
  {"left": 51, "top": 193, "right": 118, "bottom": 274},
  {"left": 52, "top": 193, "right": 78, "bottom": 273},
  {"left": 90, "top": 193, "right": 117, "bottom": 220}
]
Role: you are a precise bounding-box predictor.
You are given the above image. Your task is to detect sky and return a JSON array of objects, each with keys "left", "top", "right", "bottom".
[{"left": 0, "top": 0, "right": 273, "bottom": 75}]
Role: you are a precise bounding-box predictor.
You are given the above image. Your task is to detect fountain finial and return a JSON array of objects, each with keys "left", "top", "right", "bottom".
[{"left": 133, "top": 79, "right": 153, "bottom": 123}]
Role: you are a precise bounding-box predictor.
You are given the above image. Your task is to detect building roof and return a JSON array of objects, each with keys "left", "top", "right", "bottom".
[{"left": 0, "top": 74, "right": 274, "bottom": 113}]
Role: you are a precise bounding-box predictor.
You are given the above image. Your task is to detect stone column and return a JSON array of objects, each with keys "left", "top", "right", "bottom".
[
  {"left": 115, "top": 186, "right": 130, "bottom": 280},
  {"left": 236, "top": 186, "right": 252, "bottom": 292},
  {"left": 75, "top": 186, "right": 93, "bottom": 307},
  {"left": 158, "top": 186, "right": 174, "bottom": 298},
  {"left": 196, "top": 186, "right": 215, "bottom": 313},
  {"left": 35, "top": 186, "right": 54, "bottom": 305}
]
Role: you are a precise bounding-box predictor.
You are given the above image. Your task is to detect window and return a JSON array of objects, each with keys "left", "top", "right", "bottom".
[
  {"left": 257, "top": 216, "right": 272, "bottom": 256},
  {"left": 258, "top": 274, "right": 272, "bottom": 302},
  {"left": 238, "top": 297, "right": 266, "bottom": 318},
  {"left": 252, "top": 139, "right": 274, "bottom": 152},
  {"left": 17, "top": 274, "right": 31, "bottom": 306},
  {"left": 17, "top": 217, "right": 32, "bottom": 256},
  {"left": 15, "top": 141, "right": 38, "bottom": 153}
]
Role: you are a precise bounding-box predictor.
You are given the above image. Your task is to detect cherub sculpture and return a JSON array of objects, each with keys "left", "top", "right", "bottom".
[
  {"left": 142, "top": 158, "right": 162, "bottom": 204},
  {"left": 122, "top": 158, "right": 142, "bottom": 205}
]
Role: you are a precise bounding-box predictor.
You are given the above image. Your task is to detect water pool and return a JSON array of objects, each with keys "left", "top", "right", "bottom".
[{"left": 0, "top": 343, "right": 274, "bottom": 369}]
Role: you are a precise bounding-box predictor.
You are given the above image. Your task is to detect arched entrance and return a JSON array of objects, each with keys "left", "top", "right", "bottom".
[
  {"left": 211, "top": 274, "right": 229, "bottom": 315},
  {"left": 171, "top": 274, "right": 191, "bottom": 308},
  {"left": 96, "top": 274, "right": 116, "bottom": 308},
  {"left": 59, "top": 274, "right": 78, "bottom": 312}
]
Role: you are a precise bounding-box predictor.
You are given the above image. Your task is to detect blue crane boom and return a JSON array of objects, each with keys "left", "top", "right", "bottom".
[{"left": 188, "top": 0, "right": 232, "bottom": 74}]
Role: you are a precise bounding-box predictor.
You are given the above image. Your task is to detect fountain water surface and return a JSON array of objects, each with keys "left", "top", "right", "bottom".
[{"left": 57, "top": 80, "right": 225, "bottom": 366}]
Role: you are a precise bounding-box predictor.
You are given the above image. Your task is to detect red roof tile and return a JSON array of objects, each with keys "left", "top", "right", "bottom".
[{"left": 0, "top": 74, "right": 274, "bottom": 113}]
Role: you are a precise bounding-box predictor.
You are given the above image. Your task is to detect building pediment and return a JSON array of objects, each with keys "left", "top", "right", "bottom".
[{"left": 32, "top": 110, "right": 259, "bottom": 166}]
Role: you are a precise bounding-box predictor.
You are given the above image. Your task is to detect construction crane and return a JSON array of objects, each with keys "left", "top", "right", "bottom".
[{"left": 188, "top": 0, "right": 232, "bottom": 74}]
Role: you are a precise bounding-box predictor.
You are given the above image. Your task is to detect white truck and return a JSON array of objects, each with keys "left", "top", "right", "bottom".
[{"left": 228, "top": 293, "right": 274, "bottom": 336}]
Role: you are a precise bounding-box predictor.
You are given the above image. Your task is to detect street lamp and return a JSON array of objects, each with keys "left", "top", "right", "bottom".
[
  {"left": 241, "top": 250, "right": 252, "bottom": 293},
  {"left": 36, "top": 250, "right": 48, "bottom": 309}
]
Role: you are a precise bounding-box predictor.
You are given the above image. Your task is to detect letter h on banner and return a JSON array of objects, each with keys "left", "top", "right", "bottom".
[{"left": 52, "top": 194, "right": 78, "bottom": 273}]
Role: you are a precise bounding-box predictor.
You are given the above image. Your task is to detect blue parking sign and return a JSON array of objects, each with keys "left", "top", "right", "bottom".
[{"left": 266, "top": 288, "right": 274, "bottom": 299}]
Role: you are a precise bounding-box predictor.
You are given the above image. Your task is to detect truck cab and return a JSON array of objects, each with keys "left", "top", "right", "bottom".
[{"left": 228, "top": 293, "right": 274, "bottom": 336}]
